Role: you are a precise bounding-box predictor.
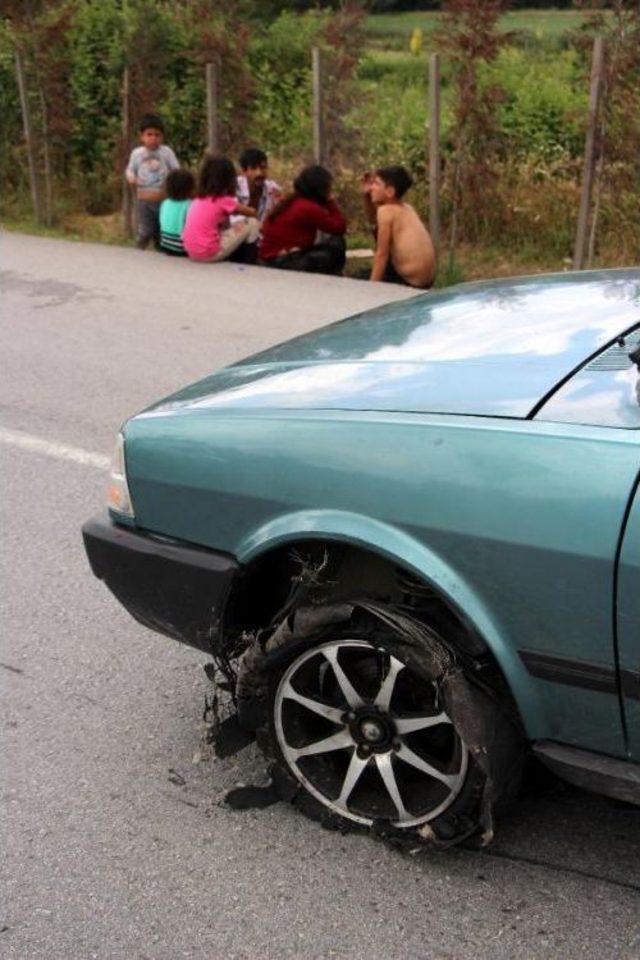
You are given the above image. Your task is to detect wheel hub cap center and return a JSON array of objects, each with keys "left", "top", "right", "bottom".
[
  {"left": 360, "top": 719, "right": 385, "bottom": 743},
  {"left": 350, "top": 709, "right": 395, "bottom": 751}
]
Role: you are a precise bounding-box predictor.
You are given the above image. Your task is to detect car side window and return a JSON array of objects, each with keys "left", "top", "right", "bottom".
[{"left": 534, "top": 329, "right": 640, "bottom": 429}]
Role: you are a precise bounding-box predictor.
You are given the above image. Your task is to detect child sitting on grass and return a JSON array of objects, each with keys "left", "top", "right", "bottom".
[
  {"left": 159, "top": 169, "right": 195, "bottom": 257},
  {"left": 236, "top": 146, "right": 281, "bottom": 222},
  {"left": 259, "top": 165, "right": 347, "bottom": 275},
  {"left": 362, "top": 165, "right": 435, "bottom": 288},
  {"left": 182, "top": 155, "right": 260, "bottom": 263}
]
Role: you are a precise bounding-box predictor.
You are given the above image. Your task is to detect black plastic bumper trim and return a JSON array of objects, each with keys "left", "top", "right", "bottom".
[
  {"left": 82, "top": 513, "right": 239, "bottom": 654},
  {"left": 520, "top": 649, "right": 640, "bottom": 701},
  {"left": 534, "top": 740, "right": 640, "bottom": 806}
]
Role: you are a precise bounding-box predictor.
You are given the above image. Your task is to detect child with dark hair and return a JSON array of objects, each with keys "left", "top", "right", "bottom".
[
  {"left": 182, "top": 154, "right": 259, "bottom": 262},
  {"left": 125, "top": 113, "right": 179, "bottom": 249},
  {"left": 236, "top": 146, "right": 281, "bottom": 222},
  {"left": 361, "top": 164, "right": 435, "bottom": 288},
  {"left": 159, "top": 169, "right": 195, "bottom": 257},
  {"left": 259, "top": 164, "right": 347, "bottom": 275}
]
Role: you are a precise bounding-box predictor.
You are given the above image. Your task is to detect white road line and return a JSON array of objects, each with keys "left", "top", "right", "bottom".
[{"left": 0, "top": 427, "right": 110, "bottom": 470}]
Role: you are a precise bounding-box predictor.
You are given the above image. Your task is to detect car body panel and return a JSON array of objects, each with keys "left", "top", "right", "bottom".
[
  {"left": 618, "top": 481, "right": 640, "bottom": 759},
  {"left": 124, "top": 409, "right": 639, "bottom": 756},
  {"left": 141, "top": 270, "right": 640, "bottom": 421}
]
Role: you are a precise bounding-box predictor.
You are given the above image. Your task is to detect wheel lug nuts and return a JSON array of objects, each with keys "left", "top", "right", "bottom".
[{"left": 392, "top": 740, "right": 401, "bottom": 752}]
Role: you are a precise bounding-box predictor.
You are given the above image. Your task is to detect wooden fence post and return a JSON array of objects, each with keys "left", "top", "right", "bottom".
[
  {"left": 312, "top": 46, "right": 326, "bottom": 165},
  {"left": 14, "top": 48, "right": 44, "bottom": 224},
  {"left": 206, "top": 58, "right": 220, "bottom": 153},
  {"left": 428, "top": 53, "right": 441, "bottom": 264},
  {"left": 38, "top": 85, "right": 53, "bottom": 227},
  {"left": 573, "top": 36, "right": 604, "bottom": 270},
  {"left": 122, "top": 65, "right": 134, "bottom": 239}
]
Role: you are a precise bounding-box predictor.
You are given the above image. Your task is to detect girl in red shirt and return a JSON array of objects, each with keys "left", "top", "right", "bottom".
[{"left": 259, "top": 165, "right": 347, "bottom": 275}]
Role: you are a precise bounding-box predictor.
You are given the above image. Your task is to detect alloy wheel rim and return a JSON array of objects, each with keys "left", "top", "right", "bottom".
[{"left": 274, "top": 639, "right": 468, "bottom": 828}]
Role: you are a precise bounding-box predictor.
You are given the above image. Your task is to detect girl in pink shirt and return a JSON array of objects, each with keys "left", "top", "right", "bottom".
[{"left": 182, "top": 154, "right": 259, "bottom": 262}]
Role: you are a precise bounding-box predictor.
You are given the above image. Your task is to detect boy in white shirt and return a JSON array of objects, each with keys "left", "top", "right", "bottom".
[{"left": 125, "top": 113, "right": 179, "bottom": 249}]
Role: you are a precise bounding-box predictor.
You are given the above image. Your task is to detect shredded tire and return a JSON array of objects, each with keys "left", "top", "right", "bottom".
[{"left": 234, "top": 600, "right": 524, "bottom": 849}]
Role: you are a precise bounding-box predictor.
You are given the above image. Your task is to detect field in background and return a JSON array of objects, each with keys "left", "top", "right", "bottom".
[{"left": 366, "top": 8, "right": 588, "bottom": 46}]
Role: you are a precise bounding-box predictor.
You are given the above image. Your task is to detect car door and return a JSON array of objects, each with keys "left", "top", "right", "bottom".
[
  {"left": 617, "top": 481, "right": 640, "bottom": 759},
  {"left": 533, "top": 327, "right": 640, "bottom": 758}
]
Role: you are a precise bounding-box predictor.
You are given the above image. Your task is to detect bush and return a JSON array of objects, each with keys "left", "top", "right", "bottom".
[
  {"left": 247, "top": 11, "right": 322, "bottom": 152},
  {"left": 485, "top": 46, "right": 587, "bottom": 161},
  {"left": 0, "top": 35, "right": 22, "bottom": 199},
  {"left": 354, "top": 76, "right": 428, "bottom": 175},
  {"left": 160, "top": 54, "right": 207, "bottom": 167},
  {"left": 68, "top": 0, "right": 124, "bottom": 178}
]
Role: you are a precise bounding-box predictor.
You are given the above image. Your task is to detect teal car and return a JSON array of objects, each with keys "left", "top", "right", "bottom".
[{"left": 83, "top": 269, "right": 640, "bottom": 846}]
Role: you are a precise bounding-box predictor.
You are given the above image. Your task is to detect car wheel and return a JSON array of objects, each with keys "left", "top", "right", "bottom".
[{"left": 263, "top": 624, "right": 493, "bottom": 841}]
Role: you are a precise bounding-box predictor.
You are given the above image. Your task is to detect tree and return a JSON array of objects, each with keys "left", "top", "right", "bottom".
[
  {"left": 436, "top": 0, "right": 511, "bottom": 252},
  {"left": 321, "top": 1, "right": 368, "bottom": 163},
  {"left": 4, "top": 0, "right": 75, "bottom": 224},
  {"left": 173, "top": 0, "right": 255, "bottom": 155},
  {"left": 575, "top": 0, "right": 640, "bottom": 264}
]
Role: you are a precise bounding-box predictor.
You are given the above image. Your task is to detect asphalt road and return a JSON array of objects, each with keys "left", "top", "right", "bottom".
[{"left": 2, "top": 233, "right": 639, "bottom": 960}]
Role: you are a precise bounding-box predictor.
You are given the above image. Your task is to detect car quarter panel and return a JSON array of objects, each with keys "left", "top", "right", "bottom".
[{"left": 124, "top": 410, "right": 640, "bottom": 756}]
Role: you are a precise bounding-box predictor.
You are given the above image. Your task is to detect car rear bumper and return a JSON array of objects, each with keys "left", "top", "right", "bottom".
[{"left": 82, "top": 513, "right": 239, "bottom": 654}]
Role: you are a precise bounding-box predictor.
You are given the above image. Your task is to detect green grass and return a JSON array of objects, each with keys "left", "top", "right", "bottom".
[
  {"left": 501, "top": 10, "right": 595, "bottom": 38},
  {"left": 1, "top": 217, "right": 76, "bottom": 240},
  {"left": 1, "top": 210, "right": 131, "bottom": 246},
  {"left": 365, "top": 9, "right": 593, "bottom": 42}
]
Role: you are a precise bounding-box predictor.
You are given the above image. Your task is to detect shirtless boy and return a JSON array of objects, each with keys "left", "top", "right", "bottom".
[{"left": 362, "top": 165, "right": 435, "bottom": 288}]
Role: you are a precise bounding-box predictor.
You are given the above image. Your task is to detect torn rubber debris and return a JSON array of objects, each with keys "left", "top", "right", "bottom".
[
  {"left": 224, "top": 781, "right": 280, "bottom": 810},
  {"left": 213, "top": 713, "right": 256, "bottom": 759}
]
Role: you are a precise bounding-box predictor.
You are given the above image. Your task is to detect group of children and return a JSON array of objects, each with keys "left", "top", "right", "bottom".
[{"left": 126, "top": 113, "right": 435, "bottom": 289}]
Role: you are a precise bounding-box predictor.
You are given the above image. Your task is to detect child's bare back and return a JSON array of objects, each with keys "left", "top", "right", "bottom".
[
  {"left": 379, "top": 202, "right": 435, "bottom": 288},
  {"left": 364, "top": 166, "right": 435, "bottom": 289}
]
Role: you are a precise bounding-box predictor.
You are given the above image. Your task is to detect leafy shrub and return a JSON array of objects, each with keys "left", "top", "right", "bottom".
[
  {"left": 247, "top": 12, "right": 322, "bottom": 152},
  {"left": 0, "top": 35, "right": 22, "bottom": 198},
  {"left": 68, "top": 0, "right": 124, "bottom": 177},
  {"left": 160, "top": 52, "right": 207, "bottom": 167},
  {"left": 484, "top": 46, "right": 586, "bottom": 160},
  {"left": 249, "top": 9, "right": 324, "bottom": 75},
  {"left": 354, "top": 76, "right": 428, "bottom": 174}
]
